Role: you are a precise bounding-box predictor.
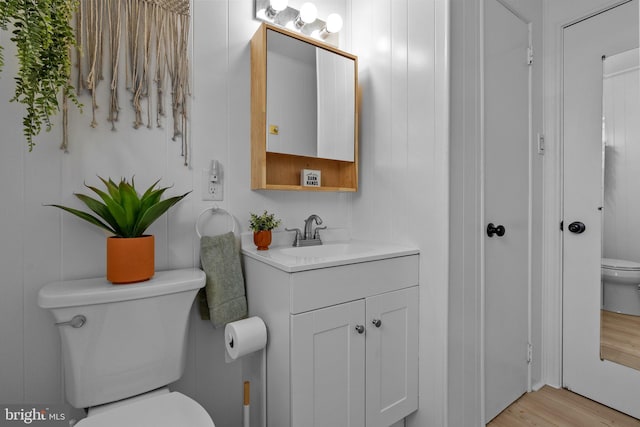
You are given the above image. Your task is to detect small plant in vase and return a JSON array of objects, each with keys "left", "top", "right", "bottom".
[
  {"left": 47, "top": 177, "right": 190, "bottom": 284},
  {"left": 249, "top": 210, "right": 281, "bottom": 250}
]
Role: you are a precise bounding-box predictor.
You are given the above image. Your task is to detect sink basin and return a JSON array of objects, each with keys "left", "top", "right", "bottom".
[
  {"left": 277, "top": 242, "right": 376, "bottom": 258},
  {"left": 242, "top": 240, "right": 419, "bottom": 272}
]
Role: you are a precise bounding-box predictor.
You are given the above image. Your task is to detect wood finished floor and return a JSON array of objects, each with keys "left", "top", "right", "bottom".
[
  {"left": 601, "top": 309, "right": 640, "bottom": 371},
  {"left": 488, "top": 385, "right": 640, "bottom": 427}
]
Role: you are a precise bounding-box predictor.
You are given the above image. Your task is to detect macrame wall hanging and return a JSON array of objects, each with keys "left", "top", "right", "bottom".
[{"left": 68, "top": 0, "right": 191, "bottom": 166}]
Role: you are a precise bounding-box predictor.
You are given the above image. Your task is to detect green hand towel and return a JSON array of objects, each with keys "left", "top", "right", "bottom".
[{"left": 199, "top": 232, "right": 247, "bottom": 328}]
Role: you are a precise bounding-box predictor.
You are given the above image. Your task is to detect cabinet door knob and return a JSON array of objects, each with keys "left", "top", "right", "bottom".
[
  {"left": 355, "top": 325, "right": 365, "bottom": 334},
  {"left": 372, "top": 319, "right": 382, "bottom": 328}
]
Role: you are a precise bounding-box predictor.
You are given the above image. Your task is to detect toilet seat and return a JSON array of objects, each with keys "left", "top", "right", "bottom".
[
  {"left": 602, "top": 258, "right": 640, "bottom": 271},
  {"left": 76, "top": 391, "right": 214, "bottom": 427}
]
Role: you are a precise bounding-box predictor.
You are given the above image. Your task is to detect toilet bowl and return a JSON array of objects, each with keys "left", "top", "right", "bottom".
[
  {"left": 601, "top": 258, "right": 640, "bottom": 315},
  {"left": 37, "top": 268, "right": 214, "bottom": 427},
  {"left": 76, "top": 389, "right": 213, "bottom": 427}
]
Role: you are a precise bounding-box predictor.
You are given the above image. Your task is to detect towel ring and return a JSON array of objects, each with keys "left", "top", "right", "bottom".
[{"left": 196, "top": 206, "right": 236, "bottom": 239}]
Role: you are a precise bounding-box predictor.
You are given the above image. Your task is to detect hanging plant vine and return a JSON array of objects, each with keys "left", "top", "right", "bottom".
[{"left": 0, "top": 0, "right": 81, "bottom": 151}]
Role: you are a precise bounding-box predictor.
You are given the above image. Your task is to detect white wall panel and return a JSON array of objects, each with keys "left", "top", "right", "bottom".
[
  {"left": 449, "top": 1, "right": 483, "bottom": 424},
  {"left": 391, "top": 0, "right": 410, "bottom": 242},
  {"left": 23, "top": 140, "right": 64, "bottom": 403},
  {"left": 352, "top": 1, "right": 450, "bottom": 426},
  {"left": 0, "top": 37, "right": 26, "bottom": 404}
]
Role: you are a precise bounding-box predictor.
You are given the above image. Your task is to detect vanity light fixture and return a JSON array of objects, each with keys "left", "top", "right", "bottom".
[
  {"left": 294, "top": 2, "right": 318, "bottom": 28},
  {"left": 325, "top": 13, "right": 343, "bottom": 34},
  {"left": 264, "top": 0, "right": 288, "bottom": 19},
  {"left": 254, "top": 0, "right": 343, "bottom": 47},
  {"left": 316, "top": 12, "right": 343, "bottom": 40}
]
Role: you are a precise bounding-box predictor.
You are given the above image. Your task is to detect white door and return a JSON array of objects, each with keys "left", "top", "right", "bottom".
[
  {"left": 484, "top": 0, "right": 531, "bottom": 423},
  {"left": 290, "top": 299, "right": 366, "bottom": 427},
  {"left": 365, "top": 287, "right": 419, "bottom": 427},
  {"left": 562, "top": 0, "right": 640, "bottom": 418}
]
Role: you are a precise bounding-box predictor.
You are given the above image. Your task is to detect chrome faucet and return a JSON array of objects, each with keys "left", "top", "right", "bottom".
[
  {"left": 285, "top": 214, "right": 326, "bottom": 247},
  {"left": 304, "top": 214, "right": 322, "bottom": 240}
]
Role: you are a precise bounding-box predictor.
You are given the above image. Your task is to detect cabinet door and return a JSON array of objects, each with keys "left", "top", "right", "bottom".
[
  {"left": 291, "top": 299, "right": 366, "bottom": 427},
  {"left": 366, "top": 287, "right": 419, "bottom": 427}
]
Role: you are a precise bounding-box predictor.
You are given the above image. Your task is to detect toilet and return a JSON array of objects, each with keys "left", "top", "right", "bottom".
[
  {"left": 601, "top": 258, "right": 640, "bottom": 315},
  {"left": 37, "top": 268, "right": 214, "bottom": 427}
]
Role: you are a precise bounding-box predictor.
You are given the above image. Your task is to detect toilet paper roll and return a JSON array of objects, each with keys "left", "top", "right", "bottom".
[{"left": 225, "top": 317, "right": 267, "bottom": 360}]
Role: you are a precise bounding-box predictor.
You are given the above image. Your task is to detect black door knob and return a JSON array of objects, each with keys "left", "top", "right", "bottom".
[
  {"left": 568, "top": 221, "right": 586, "bottom": 234},
  {"left": 487, "top": 223, "right": 506, "bottom": 237}
]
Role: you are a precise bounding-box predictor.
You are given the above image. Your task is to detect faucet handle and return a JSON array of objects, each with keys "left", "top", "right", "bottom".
[
  {"left": 285, "top": 227, "right": 303, "bottom": 246},
  {"left": 313, "top": 226, "right": 327, "bottom": 240}
]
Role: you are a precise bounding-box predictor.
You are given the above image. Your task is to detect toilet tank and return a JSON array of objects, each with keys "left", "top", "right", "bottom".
[{"left": 38, "top": 269, "right": 206, "bottom": 409}]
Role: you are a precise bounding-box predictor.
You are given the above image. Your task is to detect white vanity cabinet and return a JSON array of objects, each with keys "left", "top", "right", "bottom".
[
  {"left": 242, "top": 244, "right": 419, "bottom": 427},
  {"left": 291, "top": 286, "right": 418, "bottom": 427},
  {"left": 291, "top": 299, "right": 366, "bottom": 427}
]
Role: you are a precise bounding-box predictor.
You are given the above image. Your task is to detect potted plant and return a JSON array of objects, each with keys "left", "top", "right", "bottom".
[
  {"left": 47, "top": 177, "right": 190, "bottom": 284},
  {"left": 249, "top": 210, "right": 281, "bottom": 250}
]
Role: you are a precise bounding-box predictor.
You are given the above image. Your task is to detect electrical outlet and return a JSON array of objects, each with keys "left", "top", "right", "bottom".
[
  {"left": 202, "top": 168, "right": 223, "bottom": 201},
  {"left": 209, "top": 181, "right": 223, "bottom": 201}
]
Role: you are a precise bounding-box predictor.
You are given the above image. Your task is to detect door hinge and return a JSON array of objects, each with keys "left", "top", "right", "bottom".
[
  {"left": 527, "top": 46, "right": 534, "bottom": 65},
  {"left": 537, "top": 133, "right": 545, "bottom": 155},
  {"left": 527, "top": 343, "right": 533, "bottom": 364}
]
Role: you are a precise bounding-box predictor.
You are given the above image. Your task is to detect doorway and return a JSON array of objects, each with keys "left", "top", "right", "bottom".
[{"left": 562, "top": 0, "right": 640, "bottom": 418}]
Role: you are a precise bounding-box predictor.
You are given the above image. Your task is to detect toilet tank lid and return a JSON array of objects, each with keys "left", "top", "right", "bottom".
[
  {"left": 602, "top": 258, "right": 640, "bottom": 270},
  {"left": 75, "top": 391, "right": 214, "bottom": 427},
  {"left": 38, "top": 268, "right": 205, "bottom": 309}
]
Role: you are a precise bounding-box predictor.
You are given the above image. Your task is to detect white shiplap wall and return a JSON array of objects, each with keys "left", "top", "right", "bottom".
[
  {"left": 0, "top": 0, "right": 448, "bottom": 426},
  {"left": 351, "top": 1, "right": 450, "bottom": 426}
]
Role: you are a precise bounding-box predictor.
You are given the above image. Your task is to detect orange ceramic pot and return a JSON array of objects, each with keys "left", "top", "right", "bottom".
[
  {"left": 106, "top": 235, "right": 155, "bottom": 284},
  {"left": 253, "top": 230, "right": 272, "bottom": 251}
]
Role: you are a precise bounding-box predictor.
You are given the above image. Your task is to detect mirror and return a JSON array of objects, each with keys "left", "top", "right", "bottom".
[
  {"left": 265, "top": 28, "right": 356, "bottom": 162},
  {"left": 600, "top": 47, "right": 640, "bottom": 371}
]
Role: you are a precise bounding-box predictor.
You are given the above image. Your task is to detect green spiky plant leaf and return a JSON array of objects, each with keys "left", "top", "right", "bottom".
[{"left": 47, "top": 177, "right": 191, "bottom": 238}]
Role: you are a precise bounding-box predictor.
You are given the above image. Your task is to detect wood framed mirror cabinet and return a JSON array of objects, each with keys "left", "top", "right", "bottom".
[{"left": 250, "top": 22, "right": 359, "bottom": 191}]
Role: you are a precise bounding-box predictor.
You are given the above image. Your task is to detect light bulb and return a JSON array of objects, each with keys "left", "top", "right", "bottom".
[
  {"left": 299, "top": 2, "right": 317, "bottom": 24},
  {"left": 325, "top": 13, "right": 343, "bottom": 33},
  {"left": 270, "top": 0, "right": 288, "bottom": 12},
  {"left": 265, "top": 0, "right": 287, "bottom": 19}
]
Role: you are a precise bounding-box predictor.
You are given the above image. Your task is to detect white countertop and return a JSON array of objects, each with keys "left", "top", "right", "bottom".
[{"left": 241, "top": 233, "right": 419, "bottom": 273}]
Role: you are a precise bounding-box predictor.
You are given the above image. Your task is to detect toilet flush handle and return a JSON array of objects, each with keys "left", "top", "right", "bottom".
[{"left": 55, "top": 315, "right": 86, "bottom": 328}]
